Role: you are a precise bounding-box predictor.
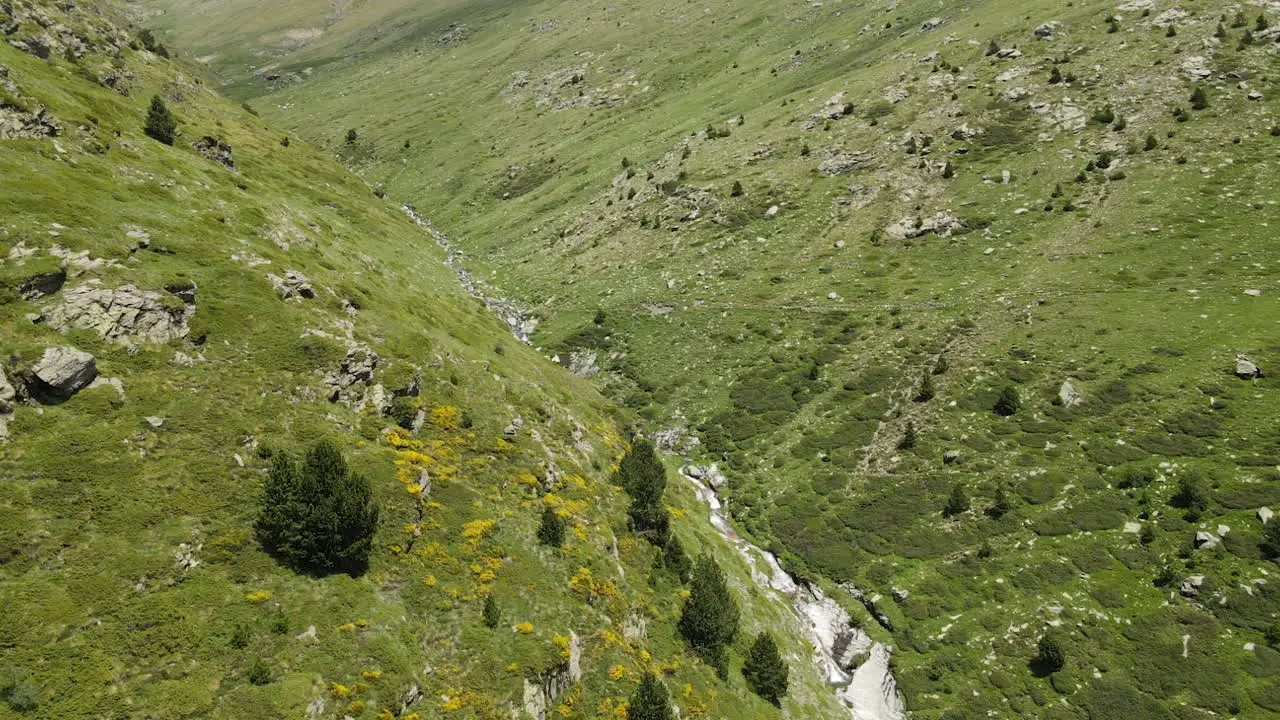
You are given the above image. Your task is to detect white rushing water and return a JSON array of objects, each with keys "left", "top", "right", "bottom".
[{"left": 680, "top": 466, "right": 905, "bottom": 720}]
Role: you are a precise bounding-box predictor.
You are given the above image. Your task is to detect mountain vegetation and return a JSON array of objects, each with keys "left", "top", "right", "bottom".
[{"left": 5, "top": 0, "right": 1280, "bottom": 717}]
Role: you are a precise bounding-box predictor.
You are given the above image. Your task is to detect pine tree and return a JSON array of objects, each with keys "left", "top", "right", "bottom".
[
  {"left": 941, "top": 161, "right": 954, "bottom": 179},
  {"left": 899, "top": 421, "right": 917, "bottom": 450},
  {"left": 616, "top": 439, "right": 671, "bottom": 546},
  {"left": 482, "top": 594, "right": 501, "bottom": 628},
  {"left": 256, "top": 440, "right": 379, "bottom": 576},
  {"left": 678, "top": 554, "right": 740, "bottom": 678},
  {"left": 627, "top": 672, "right": 674, "bottom": 720},
  {"left": 663, "top": 534, "right": 692, "bottom": 583},
  {"left": 1165, "top": 24, "right": 1177, "bottom": 37},
  {"left": 985, "top": 39, "right": 1000, "bottom": 56},
  {"left": 1049, "top": 66, "right": 1063, "bottom": 84},
  {"left": 742, "top": 632, "right": 789, "bottom": 706},
  {"left": 537, "top": 506, "right": 566, "bottom": 547},
  {"left": 989, "top": 482, "right": 1015, "bottom": 519},
  {"left": 914, "top": 372, "right": 935, "bottom": 402},
  {"left": 731, "top": 180, "right": 744, "bottom": 197},
  {"left": 994, "top": 386, "right": 1020, "bottom": 416},
  {"left": 943, "top": 483, "right": 970, "bottom": 518},
  {"left": 1190, "top": 87, "right": 1209, "bottom": 110},
  {"left": 1035, "top": 634, "right": 1067, "bottom": 672},
  {"left": 144, "top": 95, "right": 176, "bottom": 145},
  {"left": 1144, "top": 134, "right": 1158, "bottom": 151}
]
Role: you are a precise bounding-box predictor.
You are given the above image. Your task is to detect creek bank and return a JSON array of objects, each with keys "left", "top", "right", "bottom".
[{"left": 679, "top": 466, "right": 905, "bottom": 720}]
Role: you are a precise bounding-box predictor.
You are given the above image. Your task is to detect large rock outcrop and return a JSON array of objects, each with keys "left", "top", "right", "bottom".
[
  {"left": 323, "top": 342, "right": 390, "bottom": 413},
  {"left": 520, "top": 631, "right": 581, "bottom": 719},
  {"left": 42, "top": 284, "right": 191, "bottom": 345}
]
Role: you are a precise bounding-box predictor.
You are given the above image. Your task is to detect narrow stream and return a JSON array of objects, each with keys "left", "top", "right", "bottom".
[
  {"left": 401, "top": 205, "right": 536, "bottom": 343},
  {"left": 679, "top": 465, "right": 905, "bottom": 720},
  {"left": 401, "top": 205, "right": 904, "bottom": 718}
]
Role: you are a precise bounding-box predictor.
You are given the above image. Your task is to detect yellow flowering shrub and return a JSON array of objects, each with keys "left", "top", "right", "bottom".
[
  {"left": 514, "top": 622, "right": 534, "bottom": 634},
  {"left": 430, "top": 405, "right": 460, "bottom": 430},
  {"left": 330, "top": 682, "right": 352, "bottom": 699},
  {"left": 609, "top": 664, "right": 626, "bottom": 681},
  {"left": 362, "top": 670, "right": 382, "bottom": 680},
  {"left": 552, "top": 634, "right": 572, "bottom": 660},
  {"left": 244, "top": 590, "right": 272, "bottom": 602}
]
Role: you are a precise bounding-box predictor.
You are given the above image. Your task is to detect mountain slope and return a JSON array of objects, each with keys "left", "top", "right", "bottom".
[
  {"left": 0, "top": 2, "right": 877, "bottom": 718},
  {"left": 139, "top": 0, "right": 1280, "bottom": 717}
]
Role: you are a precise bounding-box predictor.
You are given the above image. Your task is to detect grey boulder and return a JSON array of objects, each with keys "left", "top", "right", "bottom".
[{"left": 30, "top": 346, "right": 97, "bottom": 402}]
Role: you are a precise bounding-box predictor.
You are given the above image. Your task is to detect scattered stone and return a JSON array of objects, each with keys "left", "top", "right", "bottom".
[
  {"left": 1193, "top": 531, "right": 1220, "bottom": 550},
  {"left": 921, "top": 17, "right": 944, "bottom": 32},
  {"left": 623, "top": 613, "right": 647, "bottom": 641},
  {"left": 995, "top": 48, "right": 1023, "bottom": 59},
  {"left": 818, "top": 150, "right": 874, "bottom": 176},
  {"left": 1235, "top": 355, "right": 1262, "bottom": 380},
  {"left": 504, "top": 416, "right": 524, "bottom": 436},
  {"left": 296, "top": 625, "right": 317, "bottom": 642},
  {"left": 268, "top": 270, "right": 316, "bottom": 300},
  {"left": 144, "top": 416, "right": 164, "bottom": 428},
  {"left": 1123, "top": 521, "right": 1141, "bottom": 534},
  {"left": 1180, "top": 56, "right": 1211, "bottom": 81},
  {"left": 943, "top": 449, "right": 962, "bottom": 465},
  {"left": 885, "top": 211, "right": 963, "bottom": 240},
  {"left": 803, "top": 91, "right": 852, "bottom": 129},
  {"left": 1180, "top": 575, "right": 1205, "bottom": 598},
  {"left": 0, "top": 367, "right": 14, "bottom": 414},
  {"left": 1247, "top": 91, "right": 1264, "bottom": 102},
  {"left": 191, "top": 136, "right": 236, "bottom": 170},
  {"left": 1034, "top": 22, "right": 1058, "bottom": 39},
  {"left": 765, "top": 205, "right": 780, "bottom": 218},
  {"left": 1259, "top": 507, "right": 1273, "bottom": 525},
  {"left": 567, "top": 349, "right": 599, "bottom": 377},
  {"left": 891, "top": 587, "right": 910, "bottom": 603},
  {"left": 173, "top": 541, "right": 201, "bottom": 572},
  {"left": 87, "top": 376, "right": 125, "bottom": 400},
  {"left": 42, "top": 284, "right": 192, "bottom": 345},
  {"left": 1001, "top": 170, "right": 1012, "bottom": 184},
  {"left": 1244, "top": 289, "right": 1261, "bottom": 297},
  {"left": 1217, "top": 525, "right": 1230, "bottom": 537},
  {"left": 29, "top": 346, "right": 97, "bottom": 402},
  {"left": 1059, "top": 378, "right": 1084, "bottom": 407},
  {"left": 951, "top": 123, "right": 983, "bottom": 141}
]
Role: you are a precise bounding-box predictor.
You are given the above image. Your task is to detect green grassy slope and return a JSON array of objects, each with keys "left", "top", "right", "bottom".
[
  {"left": 0, "top": 2, "right": 865, "bottom": 718},
  {"left": 146, "top": 0, "right": 1280, "bottom": 717}
]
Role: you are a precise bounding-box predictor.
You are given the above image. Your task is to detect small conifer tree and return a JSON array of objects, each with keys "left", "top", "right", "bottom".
[
  {"left": 482, "top": 595, "right": 501, "bottom": 628},
  {"left": 994, "top": 385, "right": 1020, "bottom": 416},
  {"left": 678, "top": 554, "right": 740, "bottom": 678},
  {"left": 256, "top": 440, "right": 379, "bottom": 576},
  {"left": 628, "top": 673, "right": 674, "bottom": 720},
  {"left": 742, "top": 632, "right": 789, "bottom": 705},
  {"left": 144, "top": 95, "right": 176, "bottom": 145},
  {"left": 537, "top": 506, "right": 566, "bottom": 547},
  {"left": 943, "top": 483, "right": 970, "bottom": 517}
]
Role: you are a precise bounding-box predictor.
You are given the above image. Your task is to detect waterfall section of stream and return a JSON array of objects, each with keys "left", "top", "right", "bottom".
[{"left": 679, "top": 465, "right": 905, "bottom": 720}]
